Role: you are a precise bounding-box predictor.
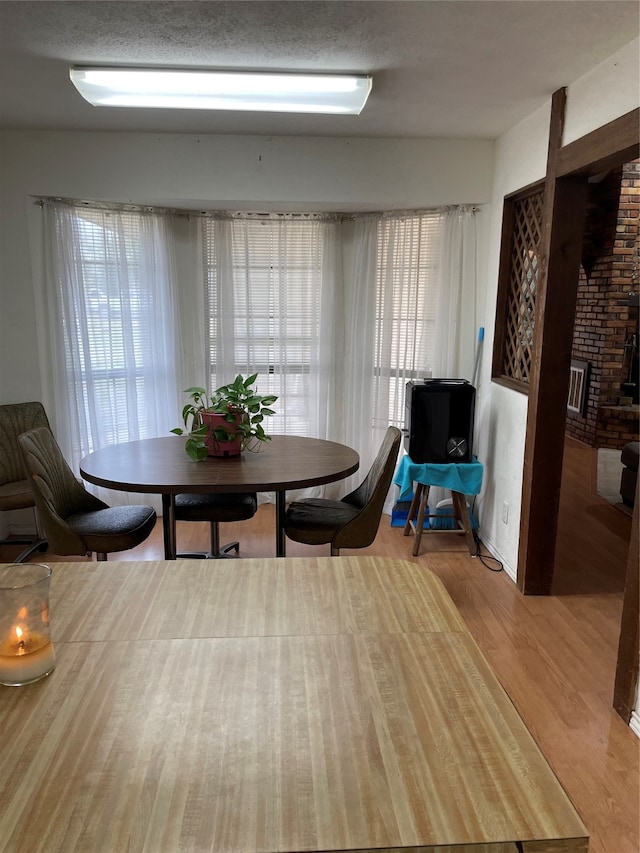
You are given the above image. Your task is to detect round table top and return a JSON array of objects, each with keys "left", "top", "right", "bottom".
[{"left": 80, "top": 435, "right": 360, "bottom": 495}]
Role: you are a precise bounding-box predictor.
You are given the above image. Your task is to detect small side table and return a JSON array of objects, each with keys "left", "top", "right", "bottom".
[{"left": 393, "top": 455, "right": 484, "bottom": 556}]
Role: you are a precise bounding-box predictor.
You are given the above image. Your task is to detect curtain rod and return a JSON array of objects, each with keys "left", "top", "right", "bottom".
[{"left": 33, "top": 196, "right": 481, "bottom": 219}]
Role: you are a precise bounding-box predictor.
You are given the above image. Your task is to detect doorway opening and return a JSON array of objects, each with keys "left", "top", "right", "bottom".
[{"left": 567, "top": 160, "right": 640, "bottom": 451}]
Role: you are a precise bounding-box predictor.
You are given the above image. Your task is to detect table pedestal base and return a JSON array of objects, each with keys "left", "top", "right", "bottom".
[{"left": 403, "top": 482, "right": 477, "bottom": 556}]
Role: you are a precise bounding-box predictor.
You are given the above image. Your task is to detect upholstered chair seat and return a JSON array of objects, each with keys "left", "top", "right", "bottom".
[
  {"left": 284, "top": 498, "right": 362, "bottom": 543},
  {"left": 0, "top": 478, "right": 40, "bottom": 511},
  {"left": 18, "top": 426, "right": 156, "bottom": 561},
  {"left": 284, "top": 426, "right": 402, "bottom": 556},
  {"left": 65, "top": 505, "right": 158, "bottom": 555},
  {"left": 174, "top": 492, "right": 258, "bottom": 558}
]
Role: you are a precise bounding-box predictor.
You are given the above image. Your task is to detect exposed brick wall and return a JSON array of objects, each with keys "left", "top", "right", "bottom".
[
  {"left": 566, "top": 160, "right": 639, "bottom": 450},
  {"left": 596, "top": 405, "right": 640, "bottom": 447}
]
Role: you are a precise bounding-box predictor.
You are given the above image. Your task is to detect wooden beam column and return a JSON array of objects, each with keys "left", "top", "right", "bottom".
[
  {"left": 614, "top": 478, "right": 639, "bottom": 721},
  {"left": 517, "top": 90, "right": 589, "bottom": 594}
]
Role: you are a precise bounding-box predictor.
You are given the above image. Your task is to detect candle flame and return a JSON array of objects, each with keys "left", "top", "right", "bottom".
[
  {"left": 13, "top": 625, "right": 28, "bottom": 655},
  {"left": 13, "top": 625, "right": 27, "bottom": 655}
]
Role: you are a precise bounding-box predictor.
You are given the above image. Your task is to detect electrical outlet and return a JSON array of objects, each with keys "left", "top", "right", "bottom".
[{"left": 502, "top": 501, "right": 509, "bottom": 524}]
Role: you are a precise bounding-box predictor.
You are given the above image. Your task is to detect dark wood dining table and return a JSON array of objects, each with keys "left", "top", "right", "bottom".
[{"left": 79, "top": 435, "right": 359, "bottom": 558}]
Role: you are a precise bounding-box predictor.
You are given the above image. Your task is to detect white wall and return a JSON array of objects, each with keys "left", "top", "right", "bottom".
[
  {"left": 0, "top": 132, "right": 493, "bottom": 404},
  {"left": 475, "top": 37, "right": 640, "bottom": 580}
]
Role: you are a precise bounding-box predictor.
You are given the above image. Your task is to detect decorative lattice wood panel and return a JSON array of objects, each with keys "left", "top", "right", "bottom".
[{"left": 502, "top": 189, "right": 545, "bottom": 383}]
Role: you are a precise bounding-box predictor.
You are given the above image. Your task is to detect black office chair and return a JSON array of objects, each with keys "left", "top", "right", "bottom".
[
  {"left": 0, "top": 402, "right": 50, "bottom": 562},
  {"left": 284, "top": 426, "right": 402, "bottom": 556},
  {"left": 174, "top": 492, "right": 258, "bottom": 558},
  {"left": 18, "top": 427, "right": 157, "bottom": 561}
]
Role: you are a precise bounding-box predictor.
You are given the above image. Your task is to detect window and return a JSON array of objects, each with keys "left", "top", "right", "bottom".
[
  {"left": 374, "top": 213, "right": 443, "bottom": 429},
  {"left": 68, "top": 210, "right": 150, "bottom": 446},
  {"left": 42, "top": 201, "right": 179, "bottom": 464},
  {"left": 492, "top": 184, "right": 545, "bottom": 390},
  {"left": 567, "top": 359, "right": 590, "bottom": 416},
  {"left": 202, "top": 212, "right": 445, "bottom": 439},
  {"left": 42, "top": 201, "right": 460, "bottom": 483},
  {"left": 201, "top": 215, "right": 336, "bottom": 436}
]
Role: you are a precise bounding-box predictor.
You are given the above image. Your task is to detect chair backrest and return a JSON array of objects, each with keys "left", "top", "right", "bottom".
[
  {"left": 334, "top": 426, "right": 402, "bottom": 550},
  {"left": 0, "top": 402, "right": 50, "bottom": 488},
  {"left": 18, "top": 427, "right": 107, "bottom": 556}
]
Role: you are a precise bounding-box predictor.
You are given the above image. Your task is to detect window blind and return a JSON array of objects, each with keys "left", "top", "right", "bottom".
[{"left": 202, "top": 216, "right": 333, "bottom": 436}]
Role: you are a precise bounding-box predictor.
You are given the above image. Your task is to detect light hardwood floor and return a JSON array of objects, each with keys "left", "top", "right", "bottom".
[{"left": 1, "top": 438, "right": 637, "bottom": 853}]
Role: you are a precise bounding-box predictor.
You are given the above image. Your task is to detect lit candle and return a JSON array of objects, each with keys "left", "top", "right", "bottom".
[
  {"left": 0, "top": 563, "right": 56, "bottom": 687},
  {"left": 0, "top": 624, "right": 56, "bottom": 686}
]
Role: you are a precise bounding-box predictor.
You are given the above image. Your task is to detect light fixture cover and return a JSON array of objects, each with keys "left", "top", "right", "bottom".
[{"left": 70, "top": 67, "right": 372, "bottom": 115}]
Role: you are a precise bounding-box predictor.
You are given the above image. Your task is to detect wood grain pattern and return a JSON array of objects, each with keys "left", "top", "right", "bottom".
[
  {"left": 0, "top": 557, "right": 586, "bottom": 853},
  {"left": 614, "top": 475, "right": 639, "bottom": 720},
  {"left": 79, "top": 434, "right": 360, "bottom": 558},
  {"left": 47, "top": 556, "right": 469, "bottom": 642},
  {"left": 2, "top": 441, "right": 635, "bottom": 853},
  {"left": 557, "top": 107, "right": 640, "bottom": 178},
  {"left": 79, "top": 435, "right": 360, "bottom": 494}
]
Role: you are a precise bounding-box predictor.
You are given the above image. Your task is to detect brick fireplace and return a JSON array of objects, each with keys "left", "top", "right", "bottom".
[{"left": 566, "top": 160, "right": 639, "bottom": 450}]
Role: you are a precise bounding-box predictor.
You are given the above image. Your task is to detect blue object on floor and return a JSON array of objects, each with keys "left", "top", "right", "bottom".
[
  {"left": 391, "top": 497, "right": 479, "bottom": 530},
  {"left": 390, "top": 502, "right": 431, "bottom": 528}
]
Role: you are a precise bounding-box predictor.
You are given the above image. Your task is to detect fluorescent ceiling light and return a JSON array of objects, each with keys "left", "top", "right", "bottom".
[{"left": 70, "top": 67, "right": 372, "bottom": 115}]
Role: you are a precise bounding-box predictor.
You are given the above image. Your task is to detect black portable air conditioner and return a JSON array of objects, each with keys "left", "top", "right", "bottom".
[{"left": 404, "top": 379, "right": 476, "bottom": 463}]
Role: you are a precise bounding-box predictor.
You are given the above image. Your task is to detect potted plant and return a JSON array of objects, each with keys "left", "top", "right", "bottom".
[{"left": 171, "top": 373, "right": 278, "bottom": 461}]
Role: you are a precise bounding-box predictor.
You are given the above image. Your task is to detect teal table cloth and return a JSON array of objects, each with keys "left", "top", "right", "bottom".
[{"left": 394, "top": 454, "right": 484, "bottom": 502}]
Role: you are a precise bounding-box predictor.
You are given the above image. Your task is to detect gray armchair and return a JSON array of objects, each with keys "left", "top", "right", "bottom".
[
  {"left": 18, "top": 427, "right": 157, "bottom": 561},
  {"left": 0, "top": 402, "right": 50, "bottom": 561},
  {"left": 284, "top": 426, "right": 402, "bottom": 555}
]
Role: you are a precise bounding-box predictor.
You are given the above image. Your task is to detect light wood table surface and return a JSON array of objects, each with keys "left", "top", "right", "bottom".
[
  {"left": 80, "top": 435, "right": 359, "bottom": 558},
  {"left": 0, "top": 557, "right": 588, "bottom": 853}
]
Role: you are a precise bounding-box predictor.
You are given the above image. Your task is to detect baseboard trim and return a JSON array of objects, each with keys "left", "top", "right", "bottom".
[{"left": 477, "top": 528, "right": 517, "bottom": 582}]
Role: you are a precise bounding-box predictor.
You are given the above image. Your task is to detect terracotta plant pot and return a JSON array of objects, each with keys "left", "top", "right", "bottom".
[{"left": 200, "top": 411, "right": 243, "bottom": 457}]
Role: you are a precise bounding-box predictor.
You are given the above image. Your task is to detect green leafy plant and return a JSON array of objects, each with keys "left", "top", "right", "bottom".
[{"left": 171, "top": 373, "right": 278, "bottom": 461}]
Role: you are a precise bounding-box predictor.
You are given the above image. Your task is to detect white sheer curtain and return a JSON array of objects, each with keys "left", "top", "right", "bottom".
[
  {"left": 340, "top": 216, "right": 381, "bottom": 492},
  {"left": 430, "top": 205, "right": 479, "bottom": 510},
  {"left": 35, "top": 201, "right": 476, "bottom": 514},
  {"left": 39, "top": 201, "right": 181, "bottom": 507},
  {"left": 341, "top": 208, "right": 477, "bottom": 510},
  {"left": 433, "top": 205, "right": 478, "bottom": 378},
  {"left": 201, "top": 214, "right": 341, "bottom": 501}
]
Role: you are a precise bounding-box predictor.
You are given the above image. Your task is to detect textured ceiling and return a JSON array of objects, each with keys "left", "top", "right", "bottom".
[{"left": 0, "top": 0, "right": 638, "bottom": 139}]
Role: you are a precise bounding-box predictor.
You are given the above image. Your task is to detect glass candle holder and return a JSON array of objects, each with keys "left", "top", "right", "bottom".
[{"left": 0, "top": 563, "right": 56, "bottom": 686}]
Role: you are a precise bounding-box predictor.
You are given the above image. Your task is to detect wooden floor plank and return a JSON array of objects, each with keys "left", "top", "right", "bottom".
[{"left": 1, "top": 438, "right": 637, "bottom": 853}]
